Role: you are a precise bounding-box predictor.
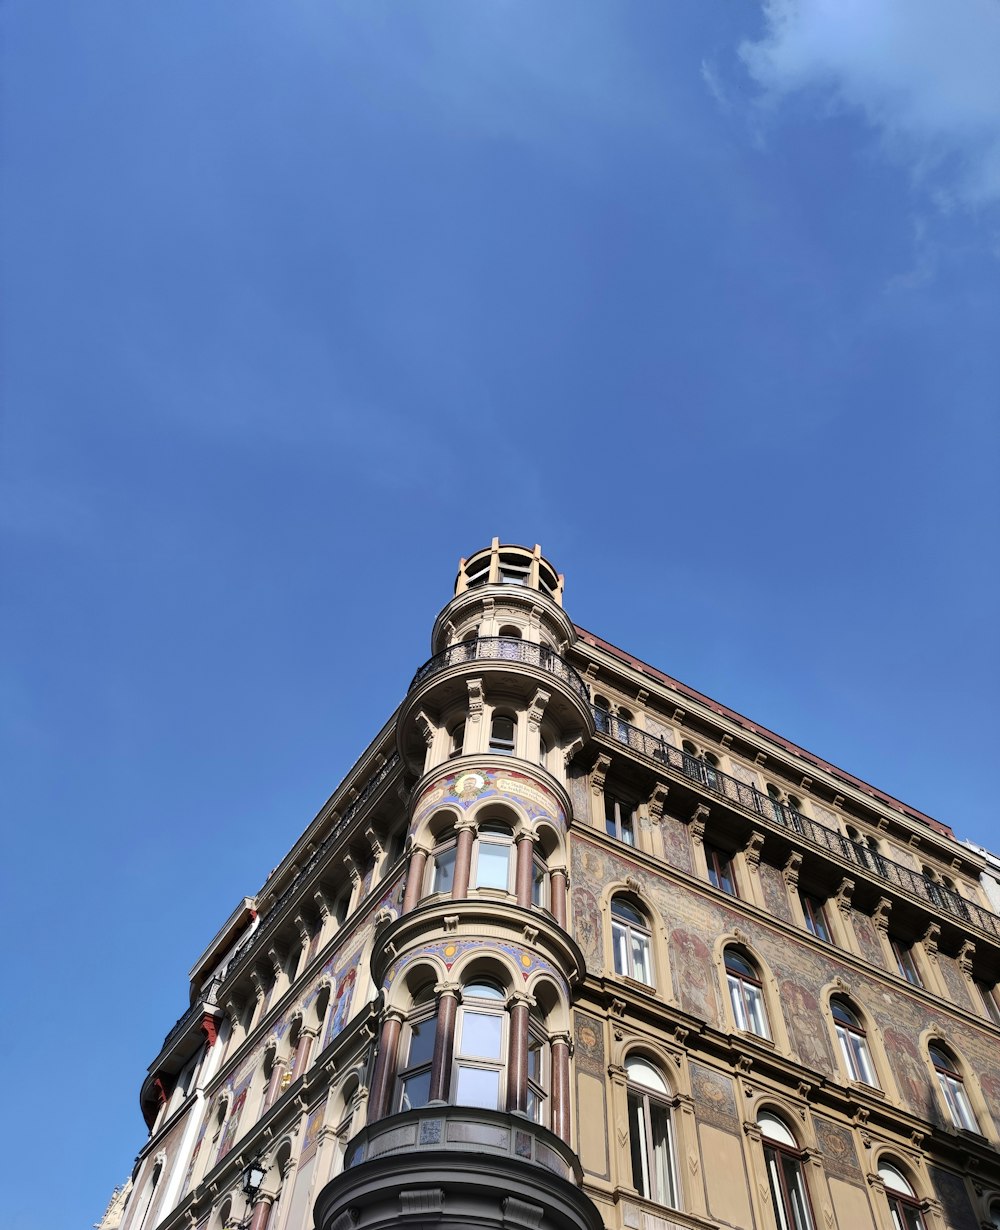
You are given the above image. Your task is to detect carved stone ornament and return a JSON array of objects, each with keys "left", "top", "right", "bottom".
[
  {"left": 526, "top": 687, "right": 551, "bottom": 732},
  {"left": 609, "top": 997, "right": 627, "bottom": 1018},
  {"left": 625, "top": 876, "right": 642, "bottom": 894},
  {"left": 957, "top": 939, "right": 976, "bottom": 973},
  {"left": 872, "top": 897, "right": 892, "bottom": 933},
  {"left": 466, "top": 677, "right": 485, "bottom": 723},
  {"left": 647, "top": 781, "right": 669, "bottom": 823},
  {"left": 922, "top": 922, "right": 941, "bottom": 958},
  {"left": 591, "top": 753, "right": 612, "bottom": 797},
  {"left": 783, "top": 851, "right": 803, "bottom": 887},
  {"left": 835, "top": 878, "right": 855, "bottom": 913},
  {"left": 743, "top": 831, "right": 765, "bottom": 869}
]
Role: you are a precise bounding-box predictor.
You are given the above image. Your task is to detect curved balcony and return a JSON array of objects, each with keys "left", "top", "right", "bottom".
[
  {"left": 411, "top": 638, "right": 590, "bottom": 706},
  {"left": 315, "top": 1106, "right": 604, "bottom": 1230}
]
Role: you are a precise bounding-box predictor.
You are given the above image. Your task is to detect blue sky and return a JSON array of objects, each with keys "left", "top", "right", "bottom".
[{"left": 2, "top": 3, "right": 999, "bottom": 1227}]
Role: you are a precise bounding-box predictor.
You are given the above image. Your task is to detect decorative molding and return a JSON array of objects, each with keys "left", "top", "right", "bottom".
[
  {"left": 525, "top": 687, "right": 551, "bottom": 733},
  {"left": 672, "top": 707, "right": 686, "bottom": 724},
  {"left": 957, "top": 939, "right": 976, "bottom": 973},
  {"left": 783, "top": 851, "right": 803, "bottom": 889},
  {"left": 591, "top": 754, "right": 612, "bottom": 797},
  {"left": 466, "top": 677, "right": 485, "bottom": 724},
  {"left": 834, "top": 877, "right": 855, "bottom": 914},
  {"left": 743, "top": 831, "right": 765, "bottom": 870},
  {"left": 872, "top": 897, "right": 892, "bottom": 933},
  {"left": 646, "top": 781, "right": 669, "bottom": 823}
]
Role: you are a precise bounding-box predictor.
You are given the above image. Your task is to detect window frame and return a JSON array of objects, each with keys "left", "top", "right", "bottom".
[
  {"left": 452, "top": 980, "right": 508, "bottom": 1111},
  {"left": 929, "top": 1043, "right": 979, "bottom": 1132},
  {"left": 611, "top": 897, "right": 654, "bottom": 986},
  {"left": 428, "top": 834, "right": 458, "bottom": 896},
  {"left": 625, "top": 1057, "right": 678, "bottom": 1209},
  {"left": 705, "top": 842, "right": 738, "bottom": 897},
  {"left": 878, "top": 1163, "right": 927, "bottom": 1230},
  {"left": 831, "top": 998, "right": 879, "bottom": 1088},
  {"left": 890, "top": 937, "right": 923, "bottom": 987},
  {"left": 758, "top": 1112, "right": 815, "bottom": 1230},
  {"left": 396, "top": 1004, "right": 438, "bottom": 1113},
  {"left": 488, "top": 712, "right": 517, "bottom": 756},
  {"left": 976, "top": 979, "right": 1000, "bottom": 1027},
  {"left": 605, "top": 793, "right": 636, "bottom": 846},
  {"left": 800, "top": 892, "right": 831, "bottom": 942},
  {"left": 724, "top": 949, "right": 770, "bottom": 1039},
  {"left": 473, "top": 822, "right": 515, "bottom": 893}
]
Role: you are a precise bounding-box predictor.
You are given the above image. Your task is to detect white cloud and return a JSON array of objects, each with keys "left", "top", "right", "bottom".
[{"left": 740, "top": 0, "right": 1000, "bottom": 209}]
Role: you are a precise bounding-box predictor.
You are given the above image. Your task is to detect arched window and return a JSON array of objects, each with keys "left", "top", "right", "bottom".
[
  {"left": 879, "top": 1162, "right": 927, "bottom": 1230},
  {"left": 616, "top": 707, "right": 634, "bottom": 744},
  {"left": 929, "top": 1043, "right": 979, "bottom": 1131},
  {"left": 681, "top": 740, "right": 717, "bottom": 789},
  {"left": 831, "top": 998, "right": 878, "bottom": 1087},
  {"left": 498, "top": 626, "right": 522, "bottom": 659},
  {"left": 611, "top": 897, "right": 653, "bottom": 986},
  {"left": 725, "top": 950, "right": 770, "bottom": 1038},
  {"left": 489, "top": 713, "right": 516, "bottom": 755},
  {"left": 475, "top": 821, "right": 514, "bottom": 891},
  {"left": 625, "top": 1057, "right": 677, "bottom": 1207},
  {"left": 429, "top": 829, "right": 457, "bottom": 895},
  {"left": 890, "top": 936, "right": 923, "bottom": 987},
  {"left": 987, "top": 1197, "right": 1000, "bottom": 1229},
  {"left": 758, "top": 1112, "right": 814, "bottom": 1230},
  {"left": 454, "top": 979, "right": 507, "bottom": 1110},
  {"left": 594, "top": 696, "right": 611, "bottom": 734},
  {"left": 396, "top": 985, "right": 437, "bottom": 1112}
]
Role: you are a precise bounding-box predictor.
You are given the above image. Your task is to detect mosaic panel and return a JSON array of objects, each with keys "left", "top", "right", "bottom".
[
  {"left": 413, "top": 766, "right": 567, "bottom": 829},
  {"left": 929, "top": 1167, "right": 979, "bottom": 1230},
  {"left": 323, "top": 954, "right": 360, "bottom": 1049},
  {"left": 573, "top": 884, "right": 602, "bottom": 972},
  {"left": 567, "top": 767, "right": 590, "bottom": 822},
  {"left": 573, "top": 1011, "right": 606, "bottom": 1077},
  {"left": 216, "top": 1075, "right": 252, "bottom": 1163},
  {"left": 300, "top": 1101, "right": 326, "bottom": 1162},
  {"left": 758, "top": 861, "right": 793, "bottom": 922},
  {"left": 382, "top": 936, "right": 564, "bottom": 994},
  {"left": 689, "top": 1062, "right": 738, "bottom": 1132},
  {"left": 814, "top": 1118, "right": 862, "bottom": 1183}
]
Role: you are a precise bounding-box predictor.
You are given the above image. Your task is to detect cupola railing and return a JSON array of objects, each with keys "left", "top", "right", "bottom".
[
  {"left": 410, "top": 637, "right": 591, "bottom": 706},
  {"left": 593, "top": 707, "right": 1000, "bottom": 941}
]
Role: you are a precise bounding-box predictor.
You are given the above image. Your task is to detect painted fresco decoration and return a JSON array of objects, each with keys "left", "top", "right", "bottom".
[
  {"left": 383, "top": 936, "right": 565, "bottom": 994},
  {"left": 413, "top": 766, "right": 567, "bottom": 830},
  {"left": 215, "top": 1072, "right": 252, "bottom": 1164},
  {"left": 323, "top": 954, "right": 360, "bottom": 1050},
  {"left": 300, "top": 1102, "right": 326, "bottom": 1163}
]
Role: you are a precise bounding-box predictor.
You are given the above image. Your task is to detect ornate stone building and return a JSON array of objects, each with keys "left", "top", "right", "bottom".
[{"left": 117, "top": 541, "right": 1000, "bottom": 1230}]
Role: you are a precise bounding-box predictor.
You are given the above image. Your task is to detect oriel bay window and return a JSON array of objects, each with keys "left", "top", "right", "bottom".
[
  {"left": 397, "top": 987, "right": 437, "bottom": 1112},
  {"left": 526, "top": 1014, "right": 549, "bottom": 1125},
  {"left": 611, "top": 896, "right": 654, "bottom": 986},
  {"left": 429, "top": 831, "right": 457, "bottom": 895},
  {"left": 725, "top": 949, "right": 770, "bottom": 1038},
  {"left": 475, "top": 822, "right": 514, "bottom": 891},
  {"left": 625, "top": 1057, "right": 677, "bottom": 1208},
  {"left": 758, "top": 1111, "right": 815, "bottom": 1230}
]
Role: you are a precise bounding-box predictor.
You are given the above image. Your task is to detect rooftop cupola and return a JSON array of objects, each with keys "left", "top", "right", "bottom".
[{"left": 455, "top": 538, "right": 564, "bottom": 605}]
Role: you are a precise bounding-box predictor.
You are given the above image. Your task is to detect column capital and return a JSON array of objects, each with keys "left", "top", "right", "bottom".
[
  {"left": 506, "top": 990, "right": 536, "bottom": 1012},
  {"left": 434, "top": 980, "right": 462, "bottom": 1000}
]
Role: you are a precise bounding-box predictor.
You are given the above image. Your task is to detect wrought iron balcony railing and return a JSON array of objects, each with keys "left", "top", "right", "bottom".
[
  {"left": 160, "top": 977, "right": 222, "bottom": 1054},
  {"left": 410, "top": 637, "right": 591, "bottom": 706},
  {"left": 593, "top": 708, "right": 1000, "bottom": 942}
]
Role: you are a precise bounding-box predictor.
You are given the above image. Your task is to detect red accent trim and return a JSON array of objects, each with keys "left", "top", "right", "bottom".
[
  {"left": 575, "top": 624, "right": 954, "bottom": 839},
  {"left": 152, "top": 1074, "right": 173, "bottom": 1106},
  {"left": 201, "top": 1013, "right": 220, "bottom": 1047}
]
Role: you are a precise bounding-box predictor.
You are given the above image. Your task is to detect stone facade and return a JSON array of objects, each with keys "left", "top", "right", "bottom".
[{"left": 113, "top": 542, "right": 1000, "bottom": 1230}]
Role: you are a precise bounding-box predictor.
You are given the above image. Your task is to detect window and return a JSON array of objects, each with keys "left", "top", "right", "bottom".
[
  {"left": 498, "top": 556, "right": 530, "bottom": 585},
  {"left": 800, "top": 893, "right": 830, "bottom": 942},
  {"left": 611, "top": 897, "right": 653, "bottom": 985},
  {"left": 475, "top": 822, "right": 514, "bottom": 891},
  {"left": 489, "top": 713, "right": 516, "bottom": 755},
  {"left": 616, "top": 707, "right": 634, "bottom": 744},
  {"left": 626, "top": 1057, "right": 677, "bottom": 1208},
  {"left": 448, "top": 722, "right": 465, "bottom": 759},
  {"left": 976, "top": 980, "right": 1000, "bottom": 1027},
  {"left": 725, "top": 949, "right": 770, "bottom": 1038},
  {"left": 879, "top": 1163, "right": 927, "bottom": 1230},
  {"left": 397, "top": 988, "right": 437, "bottom": 1112},
  {"left": 531, "top": 853, "right": 548, "bottom": 908},
  {"left": 605, "top": 794, "right": 635, "bottom": 846},
  {"left": 454, "top": 980, "right": 506, "bottom": 1110},
  {"left": 831, "top": 998, "right": 878, "bottom": 1087},
  {"left": 538, "top": 734, "right": 549, "bottom": 767},
  {"left": 430, "top": 833, "right": 457, "bottom": 895},
  {"left": 890, "top": 938, "right": 923, "bottom": 987},
  {"left": 498, "top": 625, "right": 522, "bottom": 659},
  {"left": 758, "top": 1112, "right": 814, "bottom": 1230},
  {"left": 929, "top": 1044, "right": 979, "bottom": 1132},
  {"left": 705, "top": 842, "right": 738, "bottom": 896},
  {"left": 526, "top": 1015, "right": 549, "bottom": 1125},
  {"left": 594, "top": 696, "right": 611, "bottom": 734},
  {"left": 681, "top": 742, "right": 718, "bottom": 790}
]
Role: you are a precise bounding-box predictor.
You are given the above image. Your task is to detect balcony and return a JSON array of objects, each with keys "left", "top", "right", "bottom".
[
  {"left": 410, "top": 638, "right": 591, "bottom": 707},
  {"left": 594, "top": 708, "right": 1000, "bottom": 942}
]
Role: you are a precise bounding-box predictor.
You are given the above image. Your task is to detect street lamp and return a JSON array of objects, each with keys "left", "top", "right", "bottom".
[{"left": 225, "top": 1156, "right": 266, "bottom": 1229}]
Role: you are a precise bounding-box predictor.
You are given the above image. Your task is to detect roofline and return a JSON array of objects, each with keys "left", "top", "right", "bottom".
[{"left": 574, "top": 624, "right": 955, "bottom": 841}]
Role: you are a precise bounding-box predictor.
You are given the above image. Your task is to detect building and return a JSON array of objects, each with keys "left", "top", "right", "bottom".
[{"left": 117, "top": 540, "right": 1000, "bottom": 1230}]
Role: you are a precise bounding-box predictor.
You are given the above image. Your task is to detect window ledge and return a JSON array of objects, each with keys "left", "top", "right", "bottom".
[
  {"left": 848, "top": 1080, "right": 885, "bottom": 1099},
  {"left": 734, "top": 1030, "right": 775, "bottom": 1050}
]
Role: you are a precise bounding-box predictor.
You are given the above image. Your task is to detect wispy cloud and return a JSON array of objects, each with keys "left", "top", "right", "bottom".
[{"left": 740, "top": 0, "right": 1000, "bottom": 210}]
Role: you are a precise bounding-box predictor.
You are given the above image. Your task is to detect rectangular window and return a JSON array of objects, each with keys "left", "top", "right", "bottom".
[
  {"left": 800, "top": 893, "right": 831, "bottom": 942},
  {"left": 891, "top": 938, "right": 923, "bottom": 987},
  {"left": 475, "top": 841, "right": 511, "bottom": 891},
  {"left": 605, "top": 794, "right": 635, "bottom": 846},
  {"left": 398, "top": 1014, "right": 437, "bottom": 1112},
  {"left": 976, "top": 980, "right": 1000, "bottom": 1026},
  {"left": 431, "top": 844, "right": 457, "bottom": 895},
  {"left": 705, "top": 843, "right": 738, "bottom": 896}
]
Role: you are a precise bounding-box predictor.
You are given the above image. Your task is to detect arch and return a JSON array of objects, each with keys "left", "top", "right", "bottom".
[
  {"left": 922, "top": 1035, "right": 984, "bottom": 1134},
  {"left": 713, "top": 936, "right": 789, "bottom": 1053},
  {"left": 599, "top": 881, "right": 673, "bottom": 1001},
  {"left": 820, "top": 984, "right": 891, "bottom": 1093},
  {"left": 754, "top": 1106, "right": 817, "bottom": 1230},
  {"left": 384, "top": 957, "right": 446, "bottom": 1013},
  {"left": 623, "top": 1051, "right": 679, "bottom": 1208},
  {"left": 449, "top": 950, "right": 519, "bottom": 997},
  {"left": 873, "top": 1155, "right": 929, "bottom": 1230},
  {"left": 526, "top": 973, "right": 570, "bottom": 1036}
]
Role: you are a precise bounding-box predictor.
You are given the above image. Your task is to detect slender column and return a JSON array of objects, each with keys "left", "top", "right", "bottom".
[
  {"left": 402, "top": 844, "right": 429, "bottom": 914},
  {"left": 264, "top": 1056, "right": 287, "bottom": 1108},
  {"left": 506, "top": 993, "right": 533, "bottom": 1114},
  {"left": 291, "top": 1026, "right": 318, "bottom": 1081},
  {"left": 551, "top": 1032, "right": 571, "bottom": 1144},
  {"left": 550, "top": 868, "right": 568, "bottom": 929},
  {"left": 248, "top": 1195, "right": 274, "bottom": 1230},
  {"left": 451, "top": 821, "right": 476, "bottom": 899},
  {"left": 367, "top": 1010, "right": 404, "bottom": 1123},
  {"left": 429, "top": 982, "right": 460, "bottom": 1103},
  {"left": 515, "top": 833, "right": 536, "bottom": 908}
]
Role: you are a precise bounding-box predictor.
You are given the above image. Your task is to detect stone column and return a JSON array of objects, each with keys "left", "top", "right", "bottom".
[
  {"left": 367, "top": 1010, "right": 404, "bottom": 1124},
  {"left": 451, "top": 821, "right": 476, "bottom": 899},
  {"left": 550, "top": 1031, "right": 571, "bottom": 1144},
  {"left": 402, "top": 844, "right": 430, "bottom": 914},
  {"left": 506, "top": 992, "right": 534, "bottom": 1114},
  {"left": 429, "top": 983, "right": 460, "bottom": 1103},
  {"left": 514, "top": 832, "right": 537, "bottom": 908},
  {"left": 248, "top": 1194, "right": 274, "bottom": 1230},
  {"left": 550, "top": 868, "right": 568, "bottom": 929},
  {"left": 264, "top": 1055, "right": 288, "bottom": 1109},
  {"left": 291, "top": 1026, "right": 318, "bottom": 1081}
]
